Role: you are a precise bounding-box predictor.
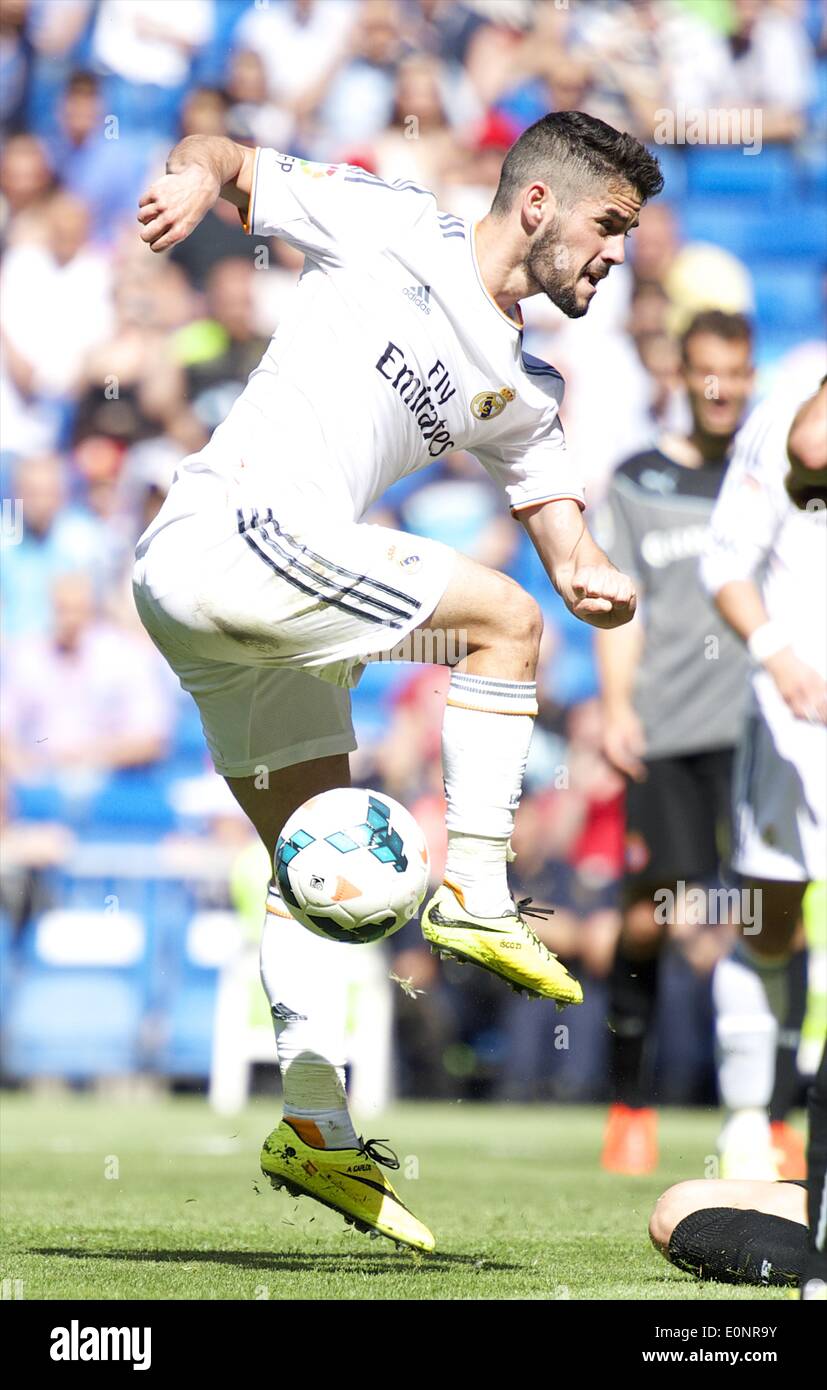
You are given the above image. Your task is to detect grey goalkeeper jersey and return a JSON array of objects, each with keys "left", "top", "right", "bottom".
[{"left": 596, "top": 447, "right": 749, "bottom": 759}]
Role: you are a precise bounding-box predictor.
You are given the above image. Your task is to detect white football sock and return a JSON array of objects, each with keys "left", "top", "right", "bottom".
[
  {"left": 443, "top": 833, "right": 515, "bottom": 917},
  {"left": 713, "top": 942, "right": 789, "bottom": 1114},
  {"left": 260, "top": 885, "right": 358, "bottom": 1150},
  {"left": 441, "top": 671, "right": 536, "bottom": 916}
]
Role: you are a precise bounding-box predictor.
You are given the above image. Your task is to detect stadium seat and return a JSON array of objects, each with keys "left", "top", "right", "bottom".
[
  {"left": 4, "top": 909, "right": 149, "bottom": 1079},
  {"left": 680, "top": 201, "right": 827, "bottom": 261},
  {"left": 155, "top": 911, "right": 244, "bottom": 1079},
  {"left": 751, "top": 263, "right": 826, "bottom": 332},
  {"left": 159, "top": 986, "right": 217, "bottom": 1078},
  {"left": 86, "top": 768, "right": 178, "bottom": 835},
  {"left": 10, "top": 768, "right": 178, "bottom": 837},
  {"left": 5, "top": 975, "right": 145, "bottom": 1077},
  {"left": 685, "top": 146, "right": 794, "bottom": 200},
  {"left": 799, "top": 138, "right": 827, "bottom": 192},
  {"left": 44, "top": 868, "right": 199, "bottom": 1007}
]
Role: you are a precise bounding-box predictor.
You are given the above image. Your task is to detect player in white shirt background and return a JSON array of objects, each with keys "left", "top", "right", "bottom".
[
  {"left": 701, "top": 379, "right": 827, "bottom": 1181},
  {"left": 133, "top": 112, "right": 663, "bottom": 1250}
]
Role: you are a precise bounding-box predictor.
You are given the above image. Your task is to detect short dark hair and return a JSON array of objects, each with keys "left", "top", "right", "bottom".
[
  {"left": 680, "top": 309, "right": 753, "bottom": 362},
  {"left": 490, "top": 110, "right": 664, "bottom": 216}
]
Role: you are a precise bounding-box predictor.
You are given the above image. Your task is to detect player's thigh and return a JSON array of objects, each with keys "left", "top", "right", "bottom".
[
  {"left": 649, "top": 1178, "right": 807, "bottom": 1252},
  {"left": 225, "top": 752, "right": 352, "bottom": 853},
  {"left": 167, "top": 659, "right": 357, "bottom": 848}
]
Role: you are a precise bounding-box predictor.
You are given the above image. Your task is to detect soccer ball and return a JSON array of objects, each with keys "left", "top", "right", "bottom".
[{"left": 274, "top": 787, "right": 430, "bottom": 944}]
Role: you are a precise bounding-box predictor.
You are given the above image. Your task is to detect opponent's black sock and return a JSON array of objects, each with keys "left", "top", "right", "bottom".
[
  {"left": 769, "top": 948, "right": 808, "bottom": 1123},
  {"left": 668, "top": 1207, "right": 807, "bottom": 1287},
  {"left": 608, "top": 946, "right": 660, "bottom": 1108}
]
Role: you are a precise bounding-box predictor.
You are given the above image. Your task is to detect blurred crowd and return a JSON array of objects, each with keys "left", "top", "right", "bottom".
[{"left": 1, "top": 0, "right": 826, "bottom": 1100}]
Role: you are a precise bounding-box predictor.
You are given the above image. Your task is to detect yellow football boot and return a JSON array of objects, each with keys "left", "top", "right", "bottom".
[
  {"left": 421, "top": 882, "right": 583, "bottom": 1007},
  {"left": 260, "top": 1118, "right": 435, "bottom": 1253}
]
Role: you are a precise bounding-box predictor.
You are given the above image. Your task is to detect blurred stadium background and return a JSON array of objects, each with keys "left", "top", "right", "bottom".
[{"left": 1, "top": 0, "right": 825, "bottom": 1120}]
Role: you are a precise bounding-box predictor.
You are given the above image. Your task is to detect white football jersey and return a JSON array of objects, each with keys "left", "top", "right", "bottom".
[
  {"left": 701, "top": 389, "right": 827, "bottom": 681},
  {"left": 702, "top": 390, "right": 827, "bottom": 882},
  {"left": 189, "top": 148, "right": 584, "bottom": 523}
]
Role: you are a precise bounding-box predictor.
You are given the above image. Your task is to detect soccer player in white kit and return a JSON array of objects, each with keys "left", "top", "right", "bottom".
[
  {"left": 134, "top": 112, "right": 662, "bottom": 1249},
  {"left": 701, "top": 379, "right": 827, "bottom": 1181}
]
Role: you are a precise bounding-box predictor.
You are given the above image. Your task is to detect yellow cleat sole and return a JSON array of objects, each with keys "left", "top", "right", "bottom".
[
  {"left": 422, "top": 897, "right": 583, "bottom": 1008},
  {"left": 262, "top": 1165, "right": 389, "bottom": 1243},
  {"left": 428, "top": 940, "right": 574, "bottom": 1005}
]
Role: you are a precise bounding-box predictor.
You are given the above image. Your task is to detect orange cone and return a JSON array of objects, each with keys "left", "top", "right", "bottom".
[
  {"left": 770, "top": 1120, "right": 807, "bottom": 1180},
  {"left": 601, "top": 1103, "right": 659, "bottom": 1174}
]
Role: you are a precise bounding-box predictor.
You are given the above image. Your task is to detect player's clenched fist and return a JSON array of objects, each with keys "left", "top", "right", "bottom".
[
  {"left": 568, "top": 565, "right": 637, "bottom": 629},
  {"left": 137, "top": 164, "right": 220, "bottom": 253}
]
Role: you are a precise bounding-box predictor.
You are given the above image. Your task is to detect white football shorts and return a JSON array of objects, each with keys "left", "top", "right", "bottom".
[
  {"left": 733, "top": 676, "right": 827, "bottom": 882},
  {"left": 132, "top": 464, "right": 456, "bottom": 777}
]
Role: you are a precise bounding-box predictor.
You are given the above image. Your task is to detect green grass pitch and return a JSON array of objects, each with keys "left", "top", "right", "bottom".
[{"left": 0, "top": 1095, "right": 797, "bottom": 1300}]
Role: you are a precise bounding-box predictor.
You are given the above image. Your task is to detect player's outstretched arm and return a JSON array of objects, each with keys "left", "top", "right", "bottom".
[
  {"left": 138, "top": 136, "right": 256, "bottom": 253},
  {"left": 519, "top": 498, "right": 637, "bottom": 630}
]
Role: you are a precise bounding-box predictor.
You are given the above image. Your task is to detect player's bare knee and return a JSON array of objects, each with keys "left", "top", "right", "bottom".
[
  {"left": 523, "top": 591, "right": 544, "bottom": 655},
  {"left": 465, "top": 576, "right": 543, "bottom": 674},
  {"left": 649, "top": 1181, "right": 708, "bottom": 1255},
  {"left": 648, "top": 1194, "right": 673, "bottom": 1254},
  {"left": 497, "top": 583, "right": 543, "bottom": 660}
]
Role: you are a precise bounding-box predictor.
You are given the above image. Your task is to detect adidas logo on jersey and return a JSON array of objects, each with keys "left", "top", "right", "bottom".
[{"left": 403, "top": 284, "right": 431, "bottom": 314}]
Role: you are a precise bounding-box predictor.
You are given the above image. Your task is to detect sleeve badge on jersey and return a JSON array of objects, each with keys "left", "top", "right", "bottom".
[{"left": 297, "top": 160, "right": 338, "bottom": 178}]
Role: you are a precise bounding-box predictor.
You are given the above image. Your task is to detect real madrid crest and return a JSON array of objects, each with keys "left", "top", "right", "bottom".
[{"left": 471, "top": 386, "right": 515, "bottom": 421}]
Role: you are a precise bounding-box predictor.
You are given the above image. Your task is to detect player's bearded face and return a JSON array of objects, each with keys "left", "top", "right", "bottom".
[
  {"left": 525, "top": 214, "right": 588, "bottom": 318},
  {"left": 524, "top": 183, "right": 641, "bottom": 318}
]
